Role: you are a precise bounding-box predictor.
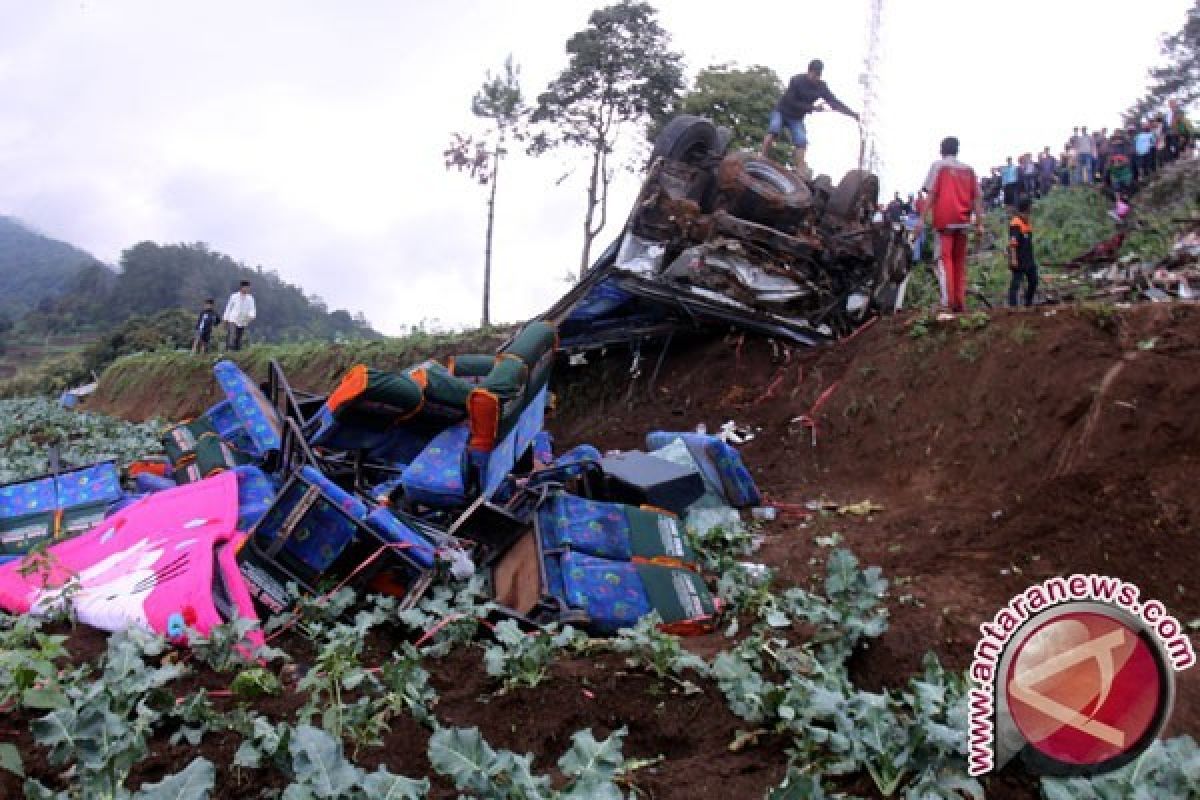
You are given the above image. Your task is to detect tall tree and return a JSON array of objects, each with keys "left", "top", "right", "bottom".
[
  {"left": 530, "top": 1, "right": 684, "bottom": 279},
  {"left": 1127, "top": 0, "right": 1200, "bottom": 120},
  {"left": 445, "top": 56, "right": 527, "bottom": 328},
  {"left": 659, "top": 64, "right": 785, "bottom": 155}
]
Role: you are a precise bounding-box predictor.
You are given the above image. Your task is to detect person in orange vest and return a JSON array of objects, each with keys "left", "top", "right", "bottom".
[
  {"left": 1007, "top": 196, "right": 1038, "bottom": 308},
  {"left": 922, "top": 137, "right": 984, "bottom": 313}
]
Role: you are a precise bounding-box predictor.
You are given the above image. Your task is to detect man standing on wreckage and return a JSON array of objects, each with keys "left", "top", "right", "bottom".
[{"left": 760, "top": 58, "right": 860, "bottom": 178}]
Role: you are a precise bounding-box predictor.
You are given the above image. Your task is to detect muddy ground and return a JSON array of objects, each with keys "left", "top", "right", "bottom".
[{"left": 7, "top": 302, "right": 1197, "bottom": 799}]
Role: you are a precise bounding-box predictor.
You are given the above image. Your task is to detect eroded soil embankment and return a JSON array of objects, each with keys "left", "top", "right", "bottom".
[{"left": 549, "top": 304, "right": 1200, "bottom": 743}]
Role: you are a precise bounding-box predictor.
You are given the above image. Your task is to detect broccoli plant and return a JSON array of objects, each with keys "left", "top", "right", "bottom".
[
  {"left": 166, "top": 690, "right": 225, "bottom": 747},
  {"left": 610, "top": 613, "right": 709, "bottom": 690},
  {"left": 25, "top": 756, "right": 217, "bottom": 800},
  {"left": 899, "top": 654, "right": 981, "bottom": 799},
  {"left": 0, "top": 398, "right": 162, "bottom": 484},
  {"left": 482, "top": 620, "right": 582, "bottom": 691},
  {"left": 703, "top": 543, "right": 981, "bottom": 799},
  {"left": 713, "top": 652, "right": 780, "bottom": 725},
  {"left": 686, "top": 520, "right": 760, "bottom": 574},
  {"left": 231, "top": 712, "right": 295, "bottom": 774},
  {"left": 398, "top": 576, "right": 498, "bottom": 657},
  {"left": 283, "top": 724, "right": 428, "bottom": 800},
  {"left": 428, "top": 724, "right": 630, "bottom": 799},
  {"left": 0, "top": 613, "right": 70, "bottom": 712},
  {"left": 767, "top": 769, "right": 852, "bottom": 800},
  {"left": 297, "top": 620, "right": 375, "bottom": 745},
  {"left": 187, "top": 617, "right": 286, "bottom": 673},
  {"left": 778, "top": 548, "right": 889, "bottom": 666},
  {"left": 27, "top": 629, "right": 189, "bottom": 798},
  {"left": 1041, "top": 735, "right": 1200, "bottom": 800},
  {"left": 378, "top": 642, "right": 439, "bottom": 727}
]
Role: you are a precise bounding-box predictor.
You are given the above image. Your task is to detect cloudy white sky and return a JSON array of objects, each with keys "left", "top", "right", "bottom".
[{"left": 0, "top": 0, "right": 1191, "bottom": 334}]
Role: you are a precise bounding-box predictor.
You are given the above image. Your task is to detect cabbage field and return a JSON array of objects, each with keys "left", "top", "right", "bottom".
[{"left": 0, "top": 397, "right": 1196, "bottom": 798}]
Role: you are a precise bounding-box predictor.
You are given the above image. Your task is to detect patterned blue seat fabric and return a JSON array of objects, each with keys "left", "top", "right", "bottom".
[
  {"left": 544, "top": 548, "right": 716, "bottom": 635},
  {"left": 235, "top": 465, "right": 278, "bottom": 531},
  {"left": 552, "top": 550, "right": 652, "bottom": 634},
  {"left": 368, "top": 474, "right": 407, "bottom": 505},
  {"left": 0, "top": 462, "right": 125, "bottom": 557},
  {"left": 537, "top": 493, "right": 634, "bottom": 561},
  {"left": 557, "top": 444, "right": 603, "bottom": 467},
  {"left": 363, "top": 508, "right": 438, "bottom": 569},
  {"left": 134, "top": 473, "right": 178, "bottom": 494},
  {"left": 55, "top": 463, "right": 123, "bottom": 509},
  {"left": 105, "top": 493, "right": 145, "bottom": 515},
  {"left": 0, "top": 476, "right": 58, "bottom": 519},
  {"left": 253, "top": 466, "right": 366, "bottom": 574},
  {"left": 532, "top": 431, "right": 554, "bottom": 465},
  {"left": 645, "top": 431, "right": 761, "bottom": 507},
  {"left": 474, "top": 385, "right": 550, "bottom": 500},
  {"left": 0, "top": 463, "right": 123, "bottom": 521},
  {"left": 401, "top": 422, "right": 470, "bottom": 507},
  {"left": 214, "top": 360, "right": 282, "bottom": 457},
  {"left": 537, "top": 490, "right": 695, "bottom": 567},
  {"left": 206, "top": 399, "right": 260, "bottom": 458}
]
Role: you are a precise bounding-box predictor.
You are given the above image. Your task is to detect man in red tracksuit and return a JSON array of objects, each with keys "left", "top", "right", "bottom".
[{"left": 922, "top": 137, "right": 985, "bottom": 313}]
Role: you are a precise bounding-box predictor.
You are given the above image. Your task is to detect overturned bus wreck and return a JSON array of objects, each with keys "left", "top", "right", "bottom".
[{"left": 541, "top": 115, "right": 913, "bottom": 350}]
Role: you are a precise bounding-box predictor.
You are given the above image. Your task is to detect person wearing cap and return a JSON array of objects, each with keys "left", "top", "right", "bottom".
[
  {"left": 760, "top": 58, "right": 859, "bottom": 177},
  {"left": 222, "top": 280, "right": 256, "bottom": 351},
  {"left": 922, "top": 136, "right": 984, "bottom": 314}
]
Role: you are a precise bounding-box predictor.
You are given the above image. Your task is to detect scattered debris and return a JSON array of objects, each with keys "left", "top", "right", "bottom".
[
  {"left": 1045, "top": 222, "right": 1200, "bottom": 305},
  {"left": 0, "top": 337, "right": 768, "bottom": 647},
  {"left": 837, "top": 500, "right": 885, "bottom": 517}
]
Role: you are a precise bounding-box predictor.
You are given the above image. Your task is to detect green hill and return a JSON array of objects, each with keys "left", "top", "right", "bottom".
[
  {"left": 0, "top": 216, "right": 110, "bottom": 323},
  {"left": 0, "top": 221, "right": 380, "bottom": 394},
  {"left": 13, "top": 238, "right": 379, "bottom": 342}
]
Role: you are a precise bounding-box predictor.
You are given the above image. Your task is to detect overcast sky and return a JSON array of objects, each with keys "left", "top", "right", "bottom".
[{"left": 0, "top": 0, "right": 1191, "bottom": 334}]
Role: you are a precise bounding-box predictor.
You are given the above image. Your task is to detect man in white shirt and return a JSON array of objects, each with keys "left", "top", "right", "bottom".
[
  {"left": 1071, "top": 126, "right": 1096, "bottom": 185},
  {"left": 222, "top": 280, "right": 256, "bottom": 351}
]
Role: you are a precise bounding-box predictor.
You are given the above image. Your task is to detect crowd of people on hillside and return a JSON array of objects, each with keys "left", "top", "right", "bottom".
[
  {"left": 978, "top": 99, "right": 1194, "bottom": 209},
  {"left": 876, "top": 100, "right": 1196, "bottom": 314}
]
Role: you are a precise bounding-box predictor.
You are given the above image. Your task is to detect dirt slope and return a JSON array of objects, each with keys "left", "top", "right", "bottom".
[
  {"left": 85, "top": 330, "right": 511, "bottom": 423},
  {"left": 550, "top": 303, "right": 1200, "bottom": 751},
  {"left": 37, "top": 303, "right": 1197, "bottom": 799}
]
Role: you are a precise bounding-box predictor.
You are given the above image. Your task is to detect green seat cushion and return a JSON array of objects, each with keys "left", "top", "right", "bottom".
[
  {"left": 636, "top": 562, "right": 716, "bottom": 625},
  {"left": 0, "top": 511, "right": 56, "bottom": 555},
  {"left": 163, "top": 416, "right": 218, "bottom": 465}
]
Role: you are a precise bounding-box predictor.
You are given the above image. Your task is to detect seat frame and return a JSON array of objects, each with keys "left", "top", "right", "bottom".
[{"left": 237, "top": 468, "right": 434, "bottom": 615}]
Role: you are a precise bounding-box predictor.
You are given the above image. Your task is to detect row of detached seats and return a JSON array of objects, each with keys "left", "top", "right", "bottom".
[
  {"left": 160, "top": 360, "right": 284, "bottom": 484},
  {"left": 236, "top": 466, "right": 445, "bottom": 614},
  {"left": 484, "top": 429, "right": 762, "bottom": 635},
  {"left": 135, "top": 360, "right": 288, "bottom": 530},
  {"left": 530, "top": 489, "right": 714, "bottom": 634},
  {"left": 0, "top": 360, "right": 284, "bottom": 566},
  {"left": 305, "top": 322, "right": 558, "bottom": 511},
  {"left": 0, "top": 462, "right": 124, "bottom": 564}
]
